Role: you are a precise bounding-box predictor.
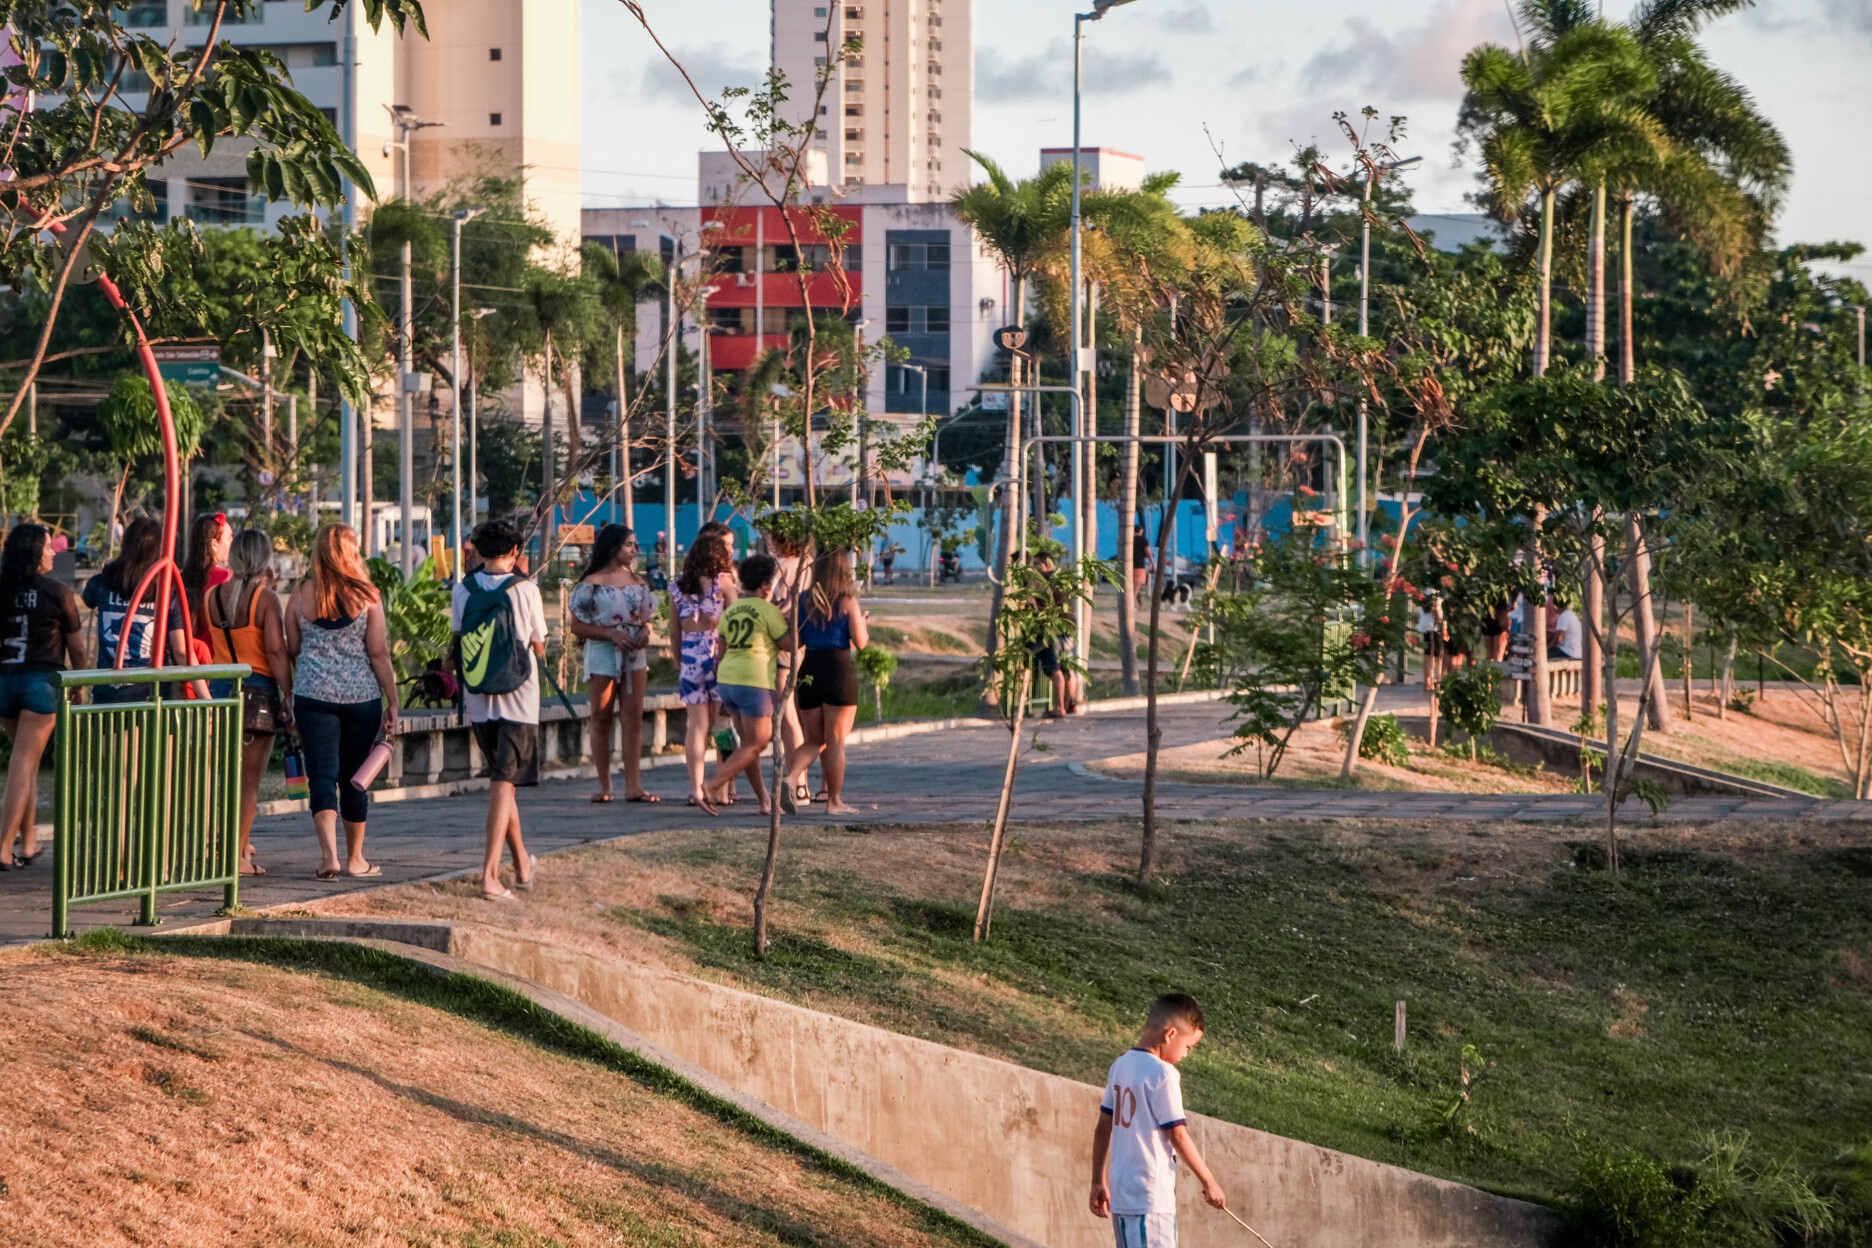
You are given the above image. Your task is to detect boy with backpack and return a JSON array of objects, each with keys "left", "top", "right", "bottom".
[{"left": 452, "top": 520, "right": 547, "bottom": 901}]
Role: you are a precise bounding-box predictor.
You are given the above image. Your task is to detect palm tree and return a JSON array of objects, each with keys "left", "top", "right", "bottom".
[
  {"left": 953, "top": 153, "right": 1074, "bottom": 674},
  {"left": 1459, "top": 6, "right": 1658, "bottom": 725},
  {"left": 1610, "top": 0, "right": 1791, "bottom": 729},
  {"left": 520, "top": 266, "right": 594, "bottom": 558},
  {"left": 1061, "top": 175, "right": 1191, "bottom": 696},
  {"left": 582, "top": 241, "right": 665, "bottom": 531}
]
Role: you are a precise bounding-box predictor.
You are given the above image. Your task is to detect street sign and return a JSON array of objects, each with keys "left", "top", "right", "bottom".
[
  {"left": 560, "top": 523, "right": 596, "bottom": 545},
  {"left": 152, "top": 342, "right": 220, "bottom": 388},
  {"left": 1506, "top": 634, "right": 1534, "bottom": 679}
]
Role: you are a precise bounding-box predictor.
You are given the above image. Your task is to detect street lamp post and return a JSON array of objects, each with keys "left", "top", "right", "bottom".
[
  {"left": 1070, "top": 0, "right": 1137, "bottom": 672},
  {"left": 466, "top": 306, "right": 494, "bottom": 530},
  {"left": 1355, "top": 154, "right": 1420, "bottom": 567},
  {"left": 384, "top": 104, "right": 441, "bottom": 575},
  {"left": 450, "top": 208, "right": 483, "bottom": 570}
]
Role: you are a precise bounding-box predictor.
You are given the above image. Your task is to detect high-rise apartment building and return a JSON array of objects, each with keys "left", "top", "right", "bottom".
[
  {"left": 772, "top": 0, "right": 972, "bottom": 202},
  {"left": 120, "top": 1, "right": 581, "bottom": 250}
]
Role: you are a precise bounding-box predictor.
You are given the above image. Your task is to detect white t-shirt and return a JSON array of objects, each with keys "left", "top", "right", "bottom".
[
  {"left": 451, "top": 570, "right": 547, "bottom": 725},
  {"left": 1553, "top": 608, "right": 1584, "bottom": 660},
  {"left": 1100, "top": 1048, "right": 1187, "bottom": 1215}
]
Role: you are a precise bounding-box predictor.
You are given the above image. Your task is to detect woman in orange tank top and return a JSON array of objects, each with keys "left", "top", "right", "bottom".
[{"left": 206, "top": 529, "right": 293, "bottom": 876}]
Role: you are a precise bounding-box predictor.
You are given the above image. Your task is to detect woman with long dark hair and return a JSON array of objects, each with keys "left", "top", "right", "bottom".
[
  {"left": 83, "top": 515, "right": 202, "bottom": 702},
  {"left": 207, "top": 529, "right": 292, "bottom": 875},
  {"left": 669, "top": 532, "right": 736, "bottom": 811},
  {"left": 285, "top": 524, "right": 399, "bottom": 880},
  {"left": 568, "top": 523, "right": 658, "bottom": 803},
  {"left": 181, "top": 511, "right": 232, "bottom": 656},
  {"left": 782, "top": 548, "right": 868, "bottom": 816},
  {"left": 0, "top": 524, "right": 82, "bottom": 869}
]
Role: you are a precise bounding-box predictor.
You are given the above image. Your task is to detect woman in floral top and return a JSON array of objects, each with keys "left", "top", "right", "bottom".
[{"left": 568, "top": 524, "right": 659, "bottom": 803}]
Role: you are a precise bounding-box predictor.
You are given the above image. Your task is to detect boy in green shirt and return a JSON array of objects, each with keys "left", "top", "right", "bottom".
[{"left": 708, "top": 553, "right": 793, "bottom": 813}]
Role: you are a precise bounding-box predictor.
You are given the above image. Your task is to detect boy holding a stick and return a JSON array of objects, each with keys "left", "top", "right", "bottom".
[{"left": 1091, "top": 993, "right": 1231, "bottom": 1247}]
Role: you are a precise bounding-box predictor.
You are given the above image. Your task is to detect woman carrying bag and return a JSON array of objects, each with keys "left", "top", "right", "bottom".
[{"left": 207, "top": 529, "right": 292, "bottom": 877}]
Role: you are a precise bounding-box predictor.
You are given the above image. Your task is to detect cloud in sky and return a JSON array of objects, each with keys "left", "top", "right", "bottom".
[
  {"left": 631, "top": 43, "right": 762, "bottom": 105},
  {"left": 976, "top": 45, "right": 1172, "bottom": 103},
  {"left": 1299, "top": 0, "right": 1512, "bottom": 106},
  {"left": 1159, "top": 3, "right": 1216, "bottom": 34}
]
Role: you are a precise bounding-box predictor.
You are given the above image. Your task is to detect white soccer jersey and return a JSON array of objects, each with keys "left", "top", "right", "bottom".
[{"left": 1100, "top": 1048, "right": 1187, "bottom": 1215}]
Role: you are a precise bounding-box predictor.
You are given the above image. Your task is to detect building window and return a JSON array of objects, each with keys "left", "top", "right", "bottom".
[
  {"left": 845, "top": 80, "right": 864, "bottom": 93},
  {"left": 815, "top": 56, "right": 827, "bottom": 67},
  {"left": 891, "top": 364, "right": 949, "bottom": 395},
  {"left": 489, "top": 47, "right": 502, "bottom": 61},
  {"left": 123, "top": 4, "right": 166, "bottom": 26},
  {"left": 845, "top": 105, "right": 862, "bottom": 116},
  {"left": 888, "top": 242, "right": 949, "bottom": 271},
  {"left": 845, "top": 128, "right": 862, "bottom": 141},
  {"left": 710, "top": 307, "right": 749, "bottom": 334},
  {"left": 885, "top": 306, "right": 950, "bottom": 335},
  {"left": 815, "top": 30, "right": 828, "bottom": 40},
  {"left": 489, "top": 112, "right": 502, "bottom": 126},
  {"left": 814, "top": 5, "right": 827, "bottom": 13},
  {"left": 186, "top": 177, "right": 263, "bottom": 226},
  {"left": 713, "top": 245, "right": 746, "bottom": 274}
]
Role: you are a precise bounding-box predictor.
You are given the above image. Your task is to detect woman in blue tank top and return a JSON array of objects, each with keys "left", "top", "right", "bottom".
[{"left": 782, "top": 549, "right": 868, "bottom": 815}]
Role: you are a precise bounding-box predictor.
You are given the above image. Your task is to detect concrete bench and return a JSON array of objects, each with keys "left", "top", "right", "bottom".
[{"left": 382, "top": 691, "right": 688, "bottom": 787}]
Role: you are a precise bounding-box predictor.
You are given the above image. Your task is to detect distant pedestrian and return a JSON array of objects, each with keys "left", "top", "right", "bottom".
[
  {"left": 567, "top": 524, "right": 657, "bottom": 804},
  {"left": 670, "top": 533, "right": 736, "bottom": 811},
  {"left": 1091, "top": 993, "right": 1230, "bottom": 1245},
  {"left": 706, "top": 553, "right": 793, "bottom": 814},
  {"left": 767, "top": 526, "right": 811, "bottom": 804},
  {"left": 879, "top": 540, "right": 896, "bottom": 584},
  {"left": 286, "top": 524, "right": 399, "bottom": 881},
  {"left": 1131, "top": 523, "right": 1151, "bottom": 597},
  {"left": 1031, "top": 551, "right": 1072, "bottom": 719},
  {"left": 84, "top": 516, "right": 204, "bottom": 703},
  {"left": 1548, "top": 594, "right": 1584, "bottom": 662},
  {"left": 453, "top": 521, "right": 546, "bottom": 901},
  {"left": 783, "top": 548, "right": 868, "bottom": 816},
  {"left": 0, "top": 524, "right": 82, "bottom": 870},
  {"left": 207, "top": 529, "right": 292, "bottom": 877}
]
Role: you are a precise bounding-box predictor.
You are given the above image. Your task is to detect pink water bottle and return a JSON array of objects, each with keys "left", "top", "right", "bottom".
[{"left": 350, "top": 738, "right": 394, "bottom": 791}]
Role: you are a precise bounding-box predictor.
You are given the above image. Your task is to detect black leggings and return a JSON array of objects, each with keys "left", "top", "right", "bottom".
[{"left": 295, "top": 695, "right": 381, "bottom": 823}]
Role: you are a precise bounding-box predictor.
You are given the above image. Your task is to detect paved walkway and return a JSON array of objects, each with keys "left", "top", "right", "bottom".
[{"left": 3, "top": 701, "right": 1866, "bottom": 946}]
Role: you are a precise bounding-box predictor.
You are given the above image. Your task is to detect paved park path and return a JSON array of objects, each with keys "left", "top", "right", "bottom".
[{"left": 4, "top": 700, "right": 1868, "bottom": 946}]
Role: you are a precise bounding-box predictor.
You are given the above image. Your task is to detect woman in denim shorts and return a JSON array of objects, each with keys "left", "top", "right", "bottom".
[{"left": 0, "top": 523, "right": 83, "bottom": 870}]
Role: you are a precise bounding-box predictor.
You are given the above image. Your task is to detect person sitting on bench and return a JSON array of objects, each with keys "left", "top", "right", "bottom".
[{"left": 1548, "top": 595, "right": 1584, "bottom": 662}]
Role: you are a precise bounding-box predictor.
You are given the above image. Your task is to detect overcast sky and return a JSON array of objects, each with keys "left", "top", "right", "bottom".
[{"left": 581, "top": 0, "right": 1871, "bottom": 273}]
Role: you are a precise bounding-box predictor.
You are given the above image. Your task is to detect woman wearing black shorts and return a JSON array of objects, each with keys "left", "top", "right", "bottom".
[{"left": 782, "top": 548, "right": 869, "bottom": 816}]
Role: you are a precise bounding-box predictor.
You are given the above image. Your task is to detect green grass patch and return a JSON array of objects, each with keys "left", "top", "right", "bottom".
[
  {"left": 621, "top": 833, "right": 1872, "bottom": 1208},
  {"left": 1709, "top": 757, "right": 1853, "bottom": 799},
  {"left": 64, "top": 932, "right": 1000, "bottom": 1248}
]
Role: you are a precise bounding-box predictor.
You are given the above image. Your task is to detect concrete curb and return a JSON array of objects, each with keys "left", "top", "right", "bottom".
[{"left": 155, "top": 919, "right": 1040, "bottom": 1248}]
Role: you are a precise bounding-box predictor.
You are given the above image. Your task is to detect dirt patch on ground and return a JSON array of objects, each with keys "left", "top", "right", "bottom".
[
  {"left": 0, "top": 948, "right": 974, "bottom": 1248},
  {"left": 1087, "top": 719, "right": 1579, "bottom": 794}
]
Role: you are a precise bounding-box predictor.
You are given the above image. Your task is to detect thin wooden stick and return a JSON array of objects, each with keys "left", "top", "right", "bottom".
[{"left": 1224, "top": 1207, "right": 1277, "bottom": 1248}]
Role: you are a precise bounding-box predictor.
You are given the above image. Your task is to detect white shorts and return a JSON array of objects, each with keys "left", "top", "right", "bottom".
[{"left": 1112, "top": 1213, "right": 1176, "bottom": 1248}]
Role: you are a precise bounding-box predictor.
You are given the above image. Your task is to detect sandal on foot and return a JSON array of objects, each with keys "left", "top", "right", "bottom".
[
  {"left": 515, "top": 855, "right": 540, "bottom": 891},
  {"left": 342, "top": 864, "right": 383, "bottom": 878},
  {"left": 625, "top": 792, "right": 661, "bottom": 804},
  {"left": 314, "top": 868, "right": 341, "bottom": 881},
  {"left": 590, "top": 793, "right": 615, "bottom": 804},
  {"left": 240, "top": 861, "right": 267, "bottom": 877},
  {"left": 480, "top": 887, "right": 516, "bottom": 902}
]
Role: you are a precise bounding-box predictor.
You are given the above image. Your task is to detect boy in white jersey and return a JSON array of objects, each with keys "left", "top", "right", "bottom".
[{"left": 1090, "top": 993, "right": 1228, "bottom": 1247}]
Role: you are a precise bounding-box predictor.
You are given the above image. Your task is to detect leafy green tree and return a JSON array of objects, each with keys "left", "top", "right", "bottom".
[
  {"left": 0, "top": 0, "right": 425, "bottom": 438},
  {"left": 96, "top": 374, "right": 205, "bottom": 552},
  {"left": 581, "top": 240, "right": 665, "bottom": 526}
]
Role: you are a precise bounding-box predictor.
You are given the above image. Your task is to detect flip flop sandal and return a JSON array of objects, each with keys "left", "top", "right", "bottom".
[
  {"left": 342, "top": 864, "right": 383, "bottom": 878},
  {"left": 314, "top": 868, "right": 341, "bottom": 881},
  {"left": 480, "top": 888, "right": 516, "bottom": 902},
  {"left": 515, "top": 855, "right": 540, "bottom": 891},
  {"left": 626, "top": 793, "right": 661, "bottom": 804},
  {"left": 590, "top": 793, "right": 616, "bottom": 804},
  {"left": 240, "top": 862, "right": 267, "bottom": 877}
]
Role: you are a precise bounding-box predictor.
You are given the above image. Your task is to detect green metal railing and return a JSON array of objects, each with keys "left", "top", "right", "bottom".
[{"left": 51, "top": 664, "right": 249, "bottom": 938}]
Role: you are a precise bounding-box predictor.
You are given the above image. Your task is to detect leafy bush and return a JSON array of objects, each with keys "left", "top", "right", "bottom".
[
  {"left": 1340, "top": 711, "right": 1409, "bottom": 767},
  {"left": 1568, "top": 1133, "right": 1835, "bottom": 1248},
  {"left": 1728, "top": 688, "right": 1758, "bottom": 715},
  {"left": 367, "top": 556, "right": 453, "bottom": 690},
  {"left": 854, "top": 645, "right": 898, "bottom": 722},
  {"left": 1438, "top": 661, "right": 1504, "bottom": 757}
]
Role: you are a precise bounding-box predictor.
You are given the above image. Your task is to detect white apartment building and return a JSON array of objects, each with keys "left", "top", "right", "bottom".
[
  {"left": 772, "top": 0, "right": 972, "bottom": 202},
  {"left": 120, "top": 0, "right": 581, "bottom": 248}
]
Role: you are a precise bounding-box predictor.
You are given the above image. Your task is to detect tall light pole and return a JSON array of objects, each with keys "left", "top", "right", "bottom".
[
  {"left": 338, "top": 12, "right": 358, "bottom": 537},
  {"left": 449, "top": 208, "right": 482, "bottom": 571},
  {"left": 695, "top": 284, "right": 720, "bottom": 533},
  {"left": 635, "top": 220, "right": 684, "bottom": 581},
  {"left": 466, "top": 306, "right": 494, "bottom": 530},
  {"left": 1070, "top": 0, "right": 1136, "bottom": 668},
  {"left": 384, "top": 104, "right": 441, "bottom": 575},
  {"left": 1356, "top": 154, "right": 1420, "bottom": 567}
]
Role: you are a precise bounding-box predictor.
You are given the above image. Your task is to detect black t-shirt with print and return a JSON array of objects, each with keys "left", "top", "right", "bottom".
[{"left": 0, "top": 573, "right": 80, "bottom": 672}]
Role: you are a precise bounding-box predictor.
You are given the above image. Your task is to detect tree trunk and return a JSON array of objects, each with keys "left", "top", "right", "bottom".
[
  {"left": 1682, "top": 603, "right": 1695, "bottom": 721},
  {"left": 1583, "top": 527, "right": 1605, "bottom": 722},
  {"left": 1528, "top": 506, "right": 1552, "bottom": 727},
  {"left": 1534, "top": 185, "right": 1555, "bottom": 378},
  {"left": 1340, "top": 681, "right": 1383, "bottom": 779},
  {"left": 1719, "top": 635, "right": 1737, "bottom": 718},
  {"left": 983, "top": 280, "right": 1027, "bottom": 706},
  {"left": 106, "top": 464, "right": 129, "bottom": 561},
  {"left": 973, "top": 666, "right": 1033, "bottom": 942},
  {"left": 1588, "top": 181, "right": 1607, "bottom": 382},
  {"left": 617, "top": 325, "right": 634, "bottom": 529},
  {"left": 1139, "top": 457, "right": 1190, "bottom": 889},
  {"left": 1627, "top": 514, "right": 1669, "bottom": 733},
  {"left": 1117, "top": 333, "right": 1142, "bottom": 696},
  {"left": 542, "top": 330, "right": 558, "bottom": 559}
]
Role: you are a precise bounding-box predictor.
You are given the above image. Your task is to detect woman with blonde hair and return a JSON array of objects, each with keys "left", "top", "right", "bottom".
[
  {"left": 286, "top": 525, "right": 399, "bottom": 880},
  {"left": 782, "top": 547, "right": 868, "bottom": 816},
  {"left": 207, "top": 529, "right": 292, "bottom": 876}
]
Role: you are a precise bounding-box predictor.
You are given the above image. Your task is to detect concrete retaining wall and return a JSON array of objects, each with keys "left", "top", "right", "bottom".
[{"left": 436, "top": 924, "right": 1560, "bottom": 1248}]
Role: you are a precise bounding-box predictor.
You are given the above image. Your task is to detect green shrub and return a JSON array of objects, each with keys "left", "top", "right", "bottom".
[
  {"left": 1340, "top": 712, "right": 1409, "bottom": 767},
  {"left": 1816, "top": 1140, "right": 1872, "bottom": 1248},
  {"left": 1438, "top": 662, "right": 1504, "bottom": 756},
  {"left": 1568, "top": 1134, "right": 1835, "bottom": 1248},
  {"left": 1728, "top": 688, "right": 1758, "bottom": 715}
]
